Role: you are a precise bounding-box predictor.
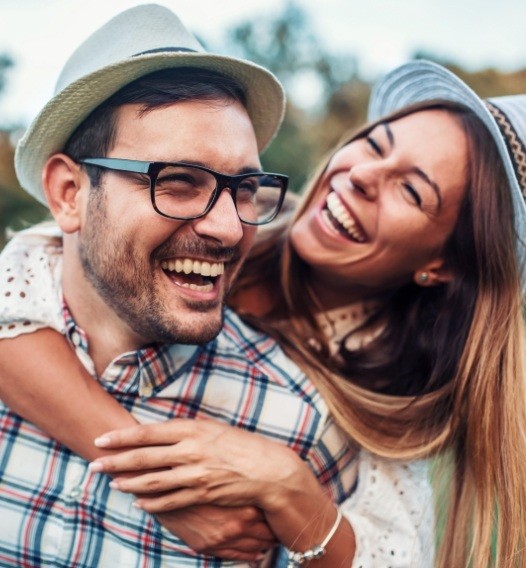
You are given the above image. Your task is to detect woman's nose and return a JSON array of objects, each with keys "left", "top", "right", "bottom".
[{"left": 335, "top": 163, "right": 380, "bottom": 201}]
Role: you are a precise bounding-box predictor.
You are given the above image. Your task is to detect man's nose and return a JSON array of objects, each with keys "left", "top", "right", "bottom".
[{"left": 192, "top": 189, "right": 244, "bottom": 247}]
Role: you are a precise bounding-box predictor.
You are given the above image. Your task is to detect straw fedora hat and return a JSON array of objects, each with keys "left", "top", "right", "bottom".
[
  {"left": 15, "top": 4, "right": 286, "bottom": 206},
  {"left": 368, "top": 59, "right": 526, "bottom": 285}
]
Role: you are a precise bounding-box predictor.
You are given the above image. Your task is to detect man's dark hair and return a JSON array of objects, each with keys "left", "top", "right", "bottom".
[{"left": 64, "top": 67, "right": 248, "bottom": 186}]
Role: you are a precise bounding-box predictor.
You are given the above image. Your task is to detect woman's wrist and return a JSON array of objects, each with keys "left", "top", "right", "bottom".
[
  {"left": 263, "top": 484, "right": 338, "bottom": 553},
  {"left": 286, "top": 508, "right": 342, "bottom": 566}
]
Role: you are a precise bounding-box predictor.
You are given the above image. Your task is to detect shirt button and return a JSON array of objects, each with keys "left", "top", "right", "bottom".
[
  {"left": 71, "top": 332, "right": 81, "bottom": 346},
  {"left": 141, "top": 384, "right": 153, "bottom": 397},
  {"left": 69, "top": 486, "right": 82, "bottom": 501}
]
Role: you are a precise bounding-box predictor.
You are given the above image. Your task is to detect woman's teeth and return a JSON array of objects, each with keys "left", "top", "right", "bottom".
[
  {"left": 160, "top": 259, "right": 225, "bottom": 292},
  {"left": 325, "top": 192, "right": 366, "bottom": 242}
]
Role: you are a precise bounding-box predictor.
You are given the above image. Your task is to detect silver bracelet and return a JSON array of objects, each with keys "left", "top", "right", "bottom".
[{"left": 286, "top": 509, "right": 343, "bottom": 567}]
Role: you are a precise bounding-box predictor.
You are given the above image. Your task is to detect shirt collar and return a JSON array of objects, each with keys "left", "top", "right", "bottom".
[{"left": 62, "top": 300, "right": 199, "bottom": 395}]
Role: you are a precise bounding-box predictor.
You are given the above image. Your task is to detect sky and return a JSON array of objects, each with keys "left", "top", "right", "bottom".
[{"left": 0, "top": 0, "right": 525, "bottom": 125}]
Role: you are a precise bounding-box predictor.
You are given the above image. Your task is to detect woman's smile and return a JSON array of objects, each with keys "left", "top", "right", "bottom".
[{"left": 323, "top": 190, "right": 368, "bottom": 243}]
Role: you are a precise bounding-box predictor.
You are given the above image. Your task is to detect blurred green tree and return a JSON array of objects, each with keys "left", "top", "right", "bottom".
[
  {"left": 414, "top": 51, "right": 526, "bottom": 97},
  {"left": 0, "top": 54, "right": 13, "bottom": 94},
  {"left": 226, "top": 1, "right": 367, "bottom": 192},
  {"left": 2, "top": 9, "right": 526, "bottom": 250},
  {"left": 0, "top": 53, "right": 48, "bottom": 248}
]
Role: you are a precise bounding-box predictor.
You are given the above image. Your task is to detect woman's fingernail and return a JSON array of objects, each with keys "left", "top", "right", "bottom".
[
  {"left": 109, "top": 480, "right": 120, "bottom": 489},
  {"left": 89, "top": 461, "right": 104, "bottom": 472},
  {"left": 94, "top": 435, "right": 111, "bottom": 447},
  {"left": 132, "top": 501, "right": 143, "bottom": 509}
]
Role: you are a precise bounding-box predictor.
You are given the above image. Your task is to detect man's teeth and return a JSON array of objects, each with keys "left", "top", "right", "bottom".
[
  {"left": 160, "top": 259, "right": 224, "bottom": 291},
  {"left": 160, "top": 259, "right": 225, "bottom": 277},
  {"left": 325, "top": 192, "right": 366, "bottom": 242}
]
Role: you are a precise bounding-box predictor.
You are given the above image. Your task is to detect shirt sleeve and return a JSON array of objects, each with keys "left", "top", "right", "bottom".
[
  {"left": 0, "top": 223, "right": 65, "bottom": 338},
  {"left": 305, "top": 413, "right": 361, "bottom": 504},
  {"left": 341, "top": 450, "right": 435, "bottom": 568}
]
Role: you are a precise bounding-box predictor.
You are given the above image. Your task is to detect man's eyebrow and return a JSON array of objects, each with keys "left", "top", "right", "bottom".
[
  {"left": 237, "top": 166, "right": 265, "bottom": 175},
  {"left": 384, "top": 122, "right": 442, "bottom": 209},
  {"left": 175, "top": 160, "right": 263, "bottom": 175}
]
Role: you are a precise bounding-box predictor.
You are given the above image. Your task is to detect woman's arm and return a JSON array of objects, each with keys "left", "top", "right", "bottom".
[
  {"left": 89, "top": 419, "right": 358, "bottom": 566},
  {"left": 90, "top": 420, "right": 436, "bottom": 567},
  {"left": 0, "top": 329, "right": 137, "bottom": 459}
]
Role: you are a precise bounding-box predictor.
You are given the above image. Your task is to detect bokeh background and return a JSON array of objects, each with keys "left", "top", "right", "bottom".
[{"left": 1, "top": 0, "right": 526, "bottom": 248}]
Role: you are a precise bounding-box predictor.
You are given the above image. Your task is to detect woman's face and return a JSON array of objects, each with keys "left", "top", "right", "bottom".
[{"left": 290, "top": 109, "right": 469, "bottom": 303}]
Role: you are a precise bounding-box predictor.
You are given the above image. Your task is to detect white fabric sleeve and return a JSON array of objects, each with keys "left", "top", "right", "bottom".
[
  {"left": 0, "top": 223, "right": 65, "bottom": 338},
  {"left": 342, "top": 450, "right": 435, "bottom": 568}
]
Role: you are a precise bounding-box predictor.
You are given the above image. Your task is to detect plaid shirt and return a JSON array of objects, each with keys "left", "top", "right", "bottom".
[{"left": 0, "top": 305, "right": 359, "bottom": 567}]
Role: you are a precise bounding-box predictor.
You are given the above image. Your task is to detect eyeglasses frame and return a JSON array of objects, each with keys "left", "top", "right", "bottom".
[{"left": 77, "top": 157, "right": 289, "bottom": 226}]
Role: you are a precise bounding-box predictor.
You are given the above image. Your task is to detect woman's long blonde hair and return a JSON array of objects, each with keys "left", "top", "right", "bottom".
[{"left": 235, "top": 101, "right": 526, "bottom": 566}]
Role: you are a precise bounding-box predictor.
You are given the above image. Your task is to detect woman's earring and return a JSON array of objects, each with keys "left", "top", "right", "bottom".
[{"left": 419, "top": 272, "right": 429, "bottom": 284}]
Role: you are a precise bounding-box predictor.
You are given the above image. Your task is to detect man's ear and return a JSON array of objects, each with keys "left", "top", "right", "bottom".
[
  {"left": 42, "top": 153, "right": 85, "bottom": 234},
  {"left": 413, "top": 258, "right": 454, "bottom": 287}
]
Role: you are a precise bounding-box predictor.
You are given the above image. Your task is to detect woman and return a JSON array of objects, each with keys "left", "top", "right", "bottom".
[{"left": 1, "top": 60, "right": 526, "bottom": 567}]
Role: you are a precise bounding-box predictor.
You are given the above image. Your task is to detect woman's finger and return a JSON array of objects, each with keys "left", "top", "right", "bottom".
[
  {"left": 133, "top": 484, "right": 252, "bottom": 512},
  {"left": 110, "top": 466, "right": 204, "bottom": 494},
  {"left": 90, "top": 436, "right": 226, "bottom": 474},
  {"left": 134, "top": 488, "right": 217, "bottom": 512},
  {"left": 199, "top": 548, "right": 269, "bottom": 562},
  {"left": 206, "top": 535, "right": 277, "bottom": 553},
  {"left": 94, "top": 419, "right": 197, "bottom": 448},
  {"left": 90, "top": 445, "right": 181, "bottom": 473}
]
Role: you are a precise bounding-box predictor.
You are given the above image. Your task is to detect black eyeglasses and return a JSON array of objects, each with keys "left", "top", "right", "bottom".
[{"left": 78, "top": 158, "right": 288, "bottom": 226}]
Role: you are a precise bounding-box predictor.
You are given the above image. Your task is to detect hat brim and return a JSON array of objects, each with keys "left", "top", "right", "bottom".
[
  {"left": 15, "top": 52, "right": 285, "bottom": 205},
  {"left": 367, "top": 60, "right": 526, "bottom": 281}
]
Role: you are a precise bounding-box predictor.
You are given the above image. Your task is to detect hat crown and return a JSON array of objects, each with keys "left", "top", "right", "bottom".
[
  {"left": 55, "top": 4, "right": 204, "bottom": 95},
  {"left": 15, "top": 3, "right": 285, "bottom": 207}
]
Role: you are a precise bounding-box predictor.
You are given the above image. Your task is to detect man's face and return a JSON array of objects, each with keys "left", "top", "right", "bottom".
[{"left": 78, "top": 99, "right": 259, "bottom": 346}]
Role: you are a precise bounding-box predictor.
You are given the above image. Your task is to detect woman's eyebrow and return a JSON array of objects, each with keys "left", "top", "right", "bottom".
[
  {"left": 411, "top": 167, "right": 442, "bottom": 209},
  {"left": 382, "top": 122, "right": 395, "bottom": 148},
  {"left": 384, "top": 122, "right": 442, "bottom": 209}
]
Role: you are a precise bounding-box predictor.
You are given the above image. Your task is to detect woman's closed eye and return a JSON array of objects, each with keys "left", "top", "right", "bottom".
[
  {"left": 402, "top": 182, "right": 422, "bottom": 207},
  {"left": 366, "top": 135, "right": 383, "bottom": 156}
]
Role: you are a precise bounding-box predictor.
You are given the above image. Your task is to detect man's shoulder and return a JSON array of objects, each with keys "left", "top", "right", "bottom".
[
  {"left": 207, "top": 308, "right": 323, "bottom": 402},
  {"left": 218, "top": 308, "right": 296, "bottom": 366}
]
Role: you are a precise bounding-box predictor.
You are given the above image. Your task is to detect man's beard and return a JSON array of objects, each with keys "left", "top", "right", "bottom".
[{"left": 78, "top": 191, "right": 237, "bottom": 345}]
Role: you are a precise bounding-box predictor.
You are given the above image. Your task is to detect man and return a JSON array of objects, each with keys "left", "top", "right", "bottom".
[{"left": 0, "top": 5, "right": 356, "bottom": 566}]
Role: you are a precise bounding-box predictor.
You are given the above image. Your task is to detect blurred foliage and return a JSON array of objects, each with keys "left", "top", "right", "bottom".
[
  {"left": 226, "top": 2, "right": 364, "bottom": 190},
  {"left": 0, "top": 53, "right": 49, "bottom": 248},
  {"left": 0, "top": 54, "right": 13, "bottom": 95},
  {"left": 2, "top": 1, "right": 526, "bottom": 248},
  {"left": 0, "top": 131, "right": 49, "bottom": 248}
]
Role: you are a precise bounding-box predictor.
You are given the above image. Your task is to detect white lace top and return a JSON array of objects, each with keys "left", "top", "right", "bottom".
[{"left": 0, "top": 224, "right": 435, "bottom": 567}]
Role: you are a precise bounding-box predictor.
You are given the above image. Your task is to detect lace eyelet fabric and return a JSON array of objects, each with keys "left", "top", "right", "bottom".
[
  {"left": 0, "top": 225, "right": 64, "bottom": 338},
  {"left": 342, "top": 451, "right": 435, "bottom": 567}
]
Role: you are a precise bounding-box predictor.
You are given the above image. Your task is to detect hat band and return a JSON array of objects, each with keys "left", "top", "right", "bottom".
[
  {"left": 133, "top": 47, "right": 199, "bottom": 56},
  {"left": 486, "top": 101, "right": 526, "bottom": 201}
]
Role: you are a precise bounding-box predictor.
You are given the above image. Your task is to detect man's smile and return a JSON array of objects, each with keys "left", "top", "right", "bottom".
[{"left": 161, "top": 258, "right": 225, "bottom": 293}]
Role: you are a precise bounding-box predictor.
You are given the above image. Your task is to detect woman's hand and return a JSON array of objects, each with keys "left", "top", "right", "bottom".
[
  {"left": 89, "top": 418, "right": 308, "bottom": 513},
  {"left": 155, "top": 505, "right": 277, "bottom": 562},
  {"left": 90, "top": 418, "right": 356, "bottom": 563}
]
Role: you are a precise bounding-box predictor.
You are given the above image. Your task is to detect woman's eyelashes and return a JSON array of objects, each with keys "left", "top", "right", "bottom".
[
  {"left": 402, "top": 182, "right": 422, "bottom": 207},
  {"left": 366, "top": 135, "right": 383, "bottom": 156}
]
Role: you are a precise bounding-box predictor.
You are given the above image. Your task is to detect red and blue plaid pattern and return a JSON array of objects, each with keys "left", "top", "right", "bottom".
[{"left": 0, "top": 307, "right": 359, "bottom": 567}]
